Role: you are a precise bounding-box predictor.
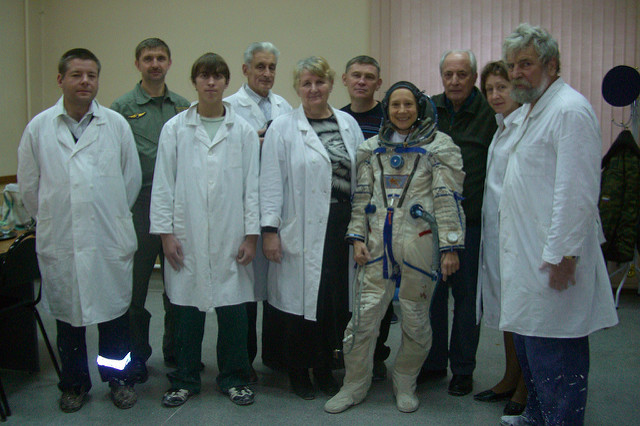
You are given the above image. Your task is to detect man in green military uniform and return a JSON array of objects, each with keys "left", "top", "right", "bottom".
[{"left": 111, "top": 38, "right": 190, "bottom": 383}]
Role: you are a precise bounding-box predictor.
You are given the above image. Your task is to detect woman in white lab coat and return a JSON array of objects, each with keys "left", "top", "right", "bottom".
[
  {"left": 260, "top": 56, "right": 363, "bottom": 399},
  {"left": 473, "top": 61, "right": 527, "bottom": 415},
  {"left": 150, "top": 53, "right": 260, "bottom": 407}
]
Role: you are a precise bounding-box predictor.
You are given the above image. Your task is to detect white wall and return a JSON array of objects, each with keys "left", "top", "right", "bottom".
[
  {"left": 1, "top": 0, "right": 28, "bottom": 178},
  {"left": 1, "top": 0, "right": 371, "bottom": 177}
]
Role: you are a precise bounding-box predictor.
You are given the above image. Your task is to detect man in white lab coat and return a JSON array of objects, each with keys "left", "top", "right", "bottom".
[
  {"left": 498, "top": 24, "right": 618, "bottom": 426},
  {"left": 151, "top": 52, "right": 260, "bottom": 408},
  {"left": 223, "top": 42, "right": 292, "bottom": 379},
  {"left": 18, "top": 48, "right": 142, "bottom": 413}
]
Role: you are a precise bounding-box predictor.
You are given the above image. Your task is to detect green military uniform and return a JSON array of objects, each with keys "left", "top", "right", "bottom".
[
  {"left": 111, "top": 82, "right": 190, "bottom": 369},
  {"left": 599, "top": 129, "right": 640, "bottom": 262}
]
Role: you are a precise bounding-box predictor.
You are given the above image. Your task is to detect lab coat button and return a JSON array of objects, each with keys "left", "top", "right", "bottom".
[{"left": 447, "top": 232, "right": 459, "bottom": 243}]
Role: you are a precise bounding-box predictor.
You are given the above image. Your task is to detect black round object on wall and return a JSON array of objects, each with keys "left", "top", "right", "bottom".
[{"left": 602, "top": 65, "right": 640, "bottom": 107}]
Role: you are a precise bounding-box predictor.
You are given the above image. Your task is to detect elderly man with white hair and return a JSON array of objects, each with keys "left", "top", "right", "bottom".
[{"left": 498, "top": 23, "right": 618, "bottom": 426}]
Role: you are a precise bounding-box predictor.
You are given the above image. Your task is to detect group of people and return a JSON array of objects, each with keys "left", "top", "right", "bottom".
[{"left": 16, "top": 22, "right": 618, "bottom": 425}]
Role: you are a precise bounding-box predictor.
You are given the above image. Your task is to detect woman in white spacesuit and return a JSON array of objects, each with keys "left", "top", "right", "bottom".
[{"left": 325, "top": 81, "right": 466, "bottom": 414}]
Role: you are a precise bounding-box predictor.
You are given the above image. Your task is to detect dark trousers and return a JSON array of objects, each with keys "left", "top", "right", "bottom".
[
  {"left": 262, "top": 202, "right": 351, "bottom": 371},
  {"left": 128, "top": 187, "right": 175, "bottom": 362},
  {"left": 424, "top": 225, "right": 481, "bottom": 375},
  {"left": 167, "top": 303, "right": 251, "bottom": 393},
  {"left": 373, "top": 304, "right": 393, "bottom": 362},
  {"left": 56, "top": 313, "right": 130, "bottom": 393},
  {"left": 513, "top": 333, "right": 589, "bottom": 425},
  {"left": 246, "top": 301, "right": 258, "bottom": 364}
]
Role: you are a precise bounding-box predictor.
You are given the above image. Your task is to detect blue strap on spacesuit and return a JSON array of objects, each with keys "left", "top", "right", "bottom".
[
  {"left": 373, "top": 146, "right": 427, "bottom": 155},
  {"left": 382, "top": 207, "right": 401, "bottom": 286},
  {"left": 393, "top": 146, "right": 427, "bottom": 155}
]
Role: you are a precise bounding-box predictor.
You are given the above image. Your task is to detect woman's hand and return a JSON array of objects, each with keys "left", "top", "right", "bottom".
[
  {"left": 160, "top": 234, "right": 184, "bottom": 271},
  {"left": 440, "top": 251, "right": 460, "bottom": 282},
  {"left": 262, "top": 232, "right": 283, "bottom": 264},
  {"left": 353, "top": 240, "right": 371, "bottom": 266}
]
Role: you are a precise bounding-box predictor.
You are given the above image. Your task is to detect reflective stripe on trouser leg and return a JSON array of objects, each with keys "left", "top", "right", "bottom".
[
  {"left": 97, "top": 352, "right": 132, "bottom": 371},
  {"left": 96, "top": 313, "right": 132, "bottom": 383}
]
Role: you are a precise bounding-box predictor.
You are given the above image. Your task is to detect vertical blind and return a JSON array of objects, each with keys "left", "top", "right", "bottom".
[{"left": 371, "top": 0, "right": 639, "bottom": 151}]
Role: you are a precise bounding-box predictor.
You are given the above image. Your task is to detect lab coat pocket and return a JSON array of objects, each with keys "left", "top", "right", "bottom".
[
  {"left": 98, "top": 148, "right": 120, "bottom": 177},
  {"left": 516, "top": 144, "right": 553, "bottom": 177},
  {"left": 116, "top": 213, "right": 137, "bottom": 257},
  {"left": 35, "top": 217, "right": 56, "bottom": 257},
  {"left": 279, "top": 216, "right": 301, "bottom": 255}
]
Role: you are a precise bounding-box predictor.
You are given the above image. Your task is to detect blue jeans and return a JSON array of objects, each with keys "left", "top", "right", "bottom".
[
  {"left": 423, "top": 225, "right": 481, "bottom": 375},
  {"left": 513, "top": 333, "right": 589, "bottom": 425}
]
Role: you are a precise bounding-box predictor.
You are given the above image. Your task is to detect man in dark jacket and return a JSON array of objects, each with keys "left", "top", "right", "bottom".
[{"left": 419, "top": 50, "right": 497, "bottom": 396}]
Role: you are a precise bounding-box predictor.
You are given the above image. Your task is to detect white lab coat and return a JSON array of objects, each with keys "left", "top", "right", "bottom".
[
  {"left": 224, "top": 85, "right": 293, "bottom": 301},
  {"left": 224, "top": 85, "right": 293, "bottom": 130},
  {"left": 150, "top": 102, "right": 260, "bottom": 312},
  {"left": 498, "top": 79, "right": 618, "bottom": 338},
  {"left": 476, "top": 108, "right": 523, "bottom": 328},
  {"left": 18, "top": 97, "right": 142, "bottom": 327},
  {"left": 260, "top": 105, "right": 363, "bottom": 320}
]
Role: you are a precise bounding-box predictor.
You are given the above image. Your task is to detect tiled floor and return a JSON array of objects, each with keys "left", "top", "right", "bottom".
[{"left": 1, "top": 270, "right": 638, "bottom": 425}]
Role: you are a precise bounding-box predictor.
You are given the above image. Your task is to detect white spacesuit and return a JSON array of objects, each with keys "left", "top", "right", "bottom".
[{"left": 325, "top": 82, "right": 465, "bottom": 414}]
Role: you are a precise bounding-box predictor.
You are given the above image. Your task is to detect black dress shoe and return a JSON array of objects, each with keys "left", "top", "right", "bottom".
[
  {"left": 503, "top": 400, "right": 526, "bottom": 415},
  {"left": 289, "top": 369, "right": 315, "bottom": 400},
  {"left": 448, "top": 374, "right": 473, "bottom": 396},
  {"left": 313, "top": 368, "right": 339, "bottom": 396},
  {"left": 474, "top": 388, "right": 516, "bottom": 402},
  {"left": 416, "top": 368, "right": 447, "bottom": 384}
]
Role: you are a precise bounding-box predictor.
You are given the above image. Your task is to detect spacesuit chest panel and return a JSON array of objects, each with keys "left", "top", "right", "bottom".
[{"left": 375, "top": 150, "right": 422, "bottom": 209}]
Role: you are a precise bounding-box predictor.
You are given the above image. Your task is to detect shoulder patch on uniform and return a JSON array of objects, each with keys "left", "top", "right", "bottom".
[{"left": 127, "top": 112, "right": 147, "bottom": 119}]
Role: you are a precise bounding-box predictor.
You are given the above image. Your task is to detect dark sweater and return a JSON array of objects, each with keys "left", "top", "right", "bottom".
[{"left": 433, "top": 87, "right": 497, "bottom": 225}]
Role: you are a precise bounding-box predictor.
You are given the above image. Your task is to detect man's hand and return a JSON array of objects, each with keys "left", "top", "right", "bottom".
[
  {"left": 237, "top": 235, "right": 258, "bottom": 266},
  {"left": 353, "top": 240, "right": 371, "bottom": 266},
  {"left": 262, "top": 232, "right": 282, "bottom": 263},
  {"left": 544, "top": 257, "right": 577, "bottom": 291},
  {"left": 441, "top": 251, "right": 460, "bottom": 282},
  {"left": 160, "top": 233, "right": 184, "bottom": 271}
]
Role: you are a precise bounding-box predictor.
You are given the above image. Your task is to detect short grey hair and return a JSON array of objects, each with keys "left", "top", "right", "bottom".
[
  {"left": 243, "top": 42, "right": 280, "bottom": 66},
  {"left": 293, "top": 56, "right": 335, "bottom": 90},
  {"left": 502, "top": 23, "right": 561, "bottom": 73},
  {"left": 439, "top": 50, "right": 477, "bottom": 75}
]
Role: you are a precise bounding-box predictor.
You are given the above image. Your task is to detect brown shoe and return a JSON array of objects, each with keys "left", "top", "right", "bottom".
[
  {"left": 109, "top": 380, "right": 137, "bottom": 409},
  {"left": 59, "top": 389, "right": 88, "bottom": 413}
]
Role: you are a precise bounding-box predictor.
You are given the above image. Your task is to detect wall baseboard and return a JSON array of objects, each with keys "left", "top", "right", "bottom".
[{"left": 0, "top": 175, "right": 17, "bottom": 185}]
